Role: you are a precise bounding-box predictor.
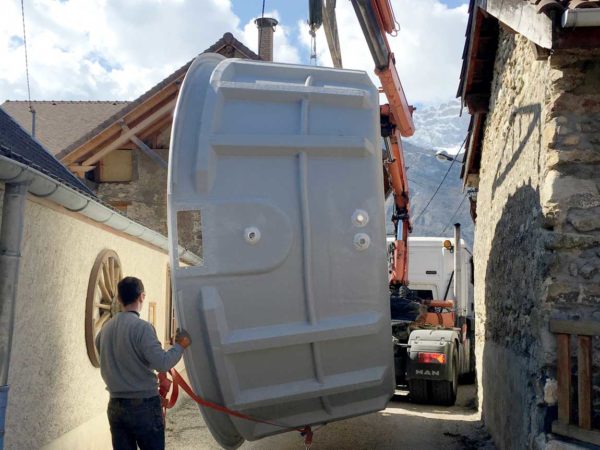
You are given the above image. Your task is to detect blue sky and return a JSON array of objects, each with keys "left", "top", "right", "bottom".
[
  {"left": 232, "top": 0, "right": 468, "bottom": 65},
  {"left": 232, "top": 0, "right": 468, "bottom": 24},
  {"left": 1, "top": 0, "right": 470, "bottom": 106}
]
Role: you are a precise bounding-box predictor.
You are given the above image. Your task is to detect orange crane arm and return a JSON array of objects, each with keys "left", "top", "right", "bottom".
[
  {"left": 309, "top": 0, "right": 415, "bottom": 286},
  {"left": 350, "top": 0, "right": 415, "bottom": 286}
]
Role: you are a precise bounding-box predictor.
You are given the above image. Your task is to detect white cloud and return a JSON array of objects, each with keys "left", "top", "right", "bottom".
[
  {"left": 1, "top": 0, "right": 467, "bottom": 106},
  {"left": 240, "top": 10, "right": 301, "bottom": 64},
  {"left": 297, "top": 20, "right": 332, "bottom": 67},
  {"left": 0, "top": 0, "right": 242, "bottom": 101},
  {"left": 296, "top": 0, "right": 468, "bottom": 105},
  {"left": 0, "top": 1, "right": 304, "bottom": 102}
]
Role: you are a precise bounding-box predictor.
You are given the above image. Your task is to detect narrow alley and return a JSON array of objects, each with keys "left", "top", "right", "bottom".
[{"left": 166, "top": 386, "right": 495, "bottom": 449}]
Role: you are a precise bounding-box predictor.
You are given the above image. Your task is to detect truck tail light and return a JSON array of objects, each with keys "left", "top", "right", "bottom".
[{"left": 417, "top": 352, "right": 446, "bottom": 364}]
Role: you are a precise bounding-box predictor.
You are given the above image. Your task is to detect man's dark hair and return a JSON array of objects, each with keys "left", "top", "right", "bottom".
[{"left": 118, "top": 277, "right": 145, "bottom": 306}]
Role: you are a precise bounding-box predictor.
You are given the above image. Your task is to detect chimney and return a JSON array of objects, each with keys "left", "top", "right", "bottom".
[{"left": 254, "top": 17, "right": 278, "bottom": 62}]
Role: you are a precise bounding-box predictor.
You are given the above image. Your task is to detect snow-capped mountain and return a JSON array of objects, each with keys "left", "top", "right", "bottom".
[
  {"left": 386, "top": 99, "right": 474, "bottom": 248},
  {"left": 409, "top": 99, "right": 470, "bottom": 155}
]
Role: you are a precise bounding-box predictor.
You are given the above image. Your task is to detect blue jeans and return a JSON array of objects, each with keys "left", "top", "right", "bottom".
[{"left": 107, "top": 396, "right": 164, "bottom": 450}]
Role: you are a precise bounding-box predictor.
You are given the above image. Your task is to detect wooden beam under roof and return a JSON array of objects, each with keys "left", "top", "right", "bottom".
[
  {"left": 62, "top": 81, "right": 181, "bottom": 165},
  {"left": 80, "top": 99, "right": 176, "bottom": 168},
  {"left": 138, "top": 114, "right": 173, "bottom": 142},
  {"left": 69, "top": 164, "right": 96, "bottom": 174},
  {"left": 120, "top": 122, "right": 168, "bottom": 169},
  {"left": 482, "top": 0, "right": 552, "bottom": 48}
]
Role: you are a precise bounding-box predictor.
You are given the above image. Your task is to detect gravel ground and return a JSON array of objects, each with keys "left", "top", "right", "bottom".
[{"left": 165, "top": 385, "right": 495, "bottom": 450}]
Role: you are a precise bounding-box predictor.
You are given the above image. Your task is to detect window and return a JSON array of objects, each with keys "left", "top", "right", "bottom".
[
  {"left": 85, "top": 249, "right": 123, "bottom": 367},
  {"left": 148, "top": 302, "right": 157, "bottom": 328},
  {"left": 413, "top": 289, "right": 434, "bottom": 301},
  {"left": 175, "top": 210, "right": 203, "bottom": 267},
  {"left": 165, "top": 265, "right": 177, "bottom": 345},
  {"left": 96, "top": 149, "right": 133, "bottom": 182}
]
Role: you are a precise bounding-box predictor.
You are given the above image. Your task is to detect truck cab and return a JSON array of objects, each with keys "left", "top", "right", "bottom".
[
  {"left": 388, "top": 232, "right": 475, "bottom": 405},
  {"left": 407, "top": 236, "right": 473, "bottom": 320}
]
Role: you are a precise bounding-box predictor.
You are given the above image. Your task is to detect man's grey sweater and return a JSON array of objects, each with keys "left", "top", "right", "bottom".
[{"left": 95, "top": 311, "right": 183, "bottom": 398}]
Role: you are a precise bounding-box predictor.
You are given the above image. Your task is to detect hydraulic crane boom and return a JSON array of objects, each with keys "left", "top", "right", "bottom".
[{"left": 314, "top": 0, "right": 415, "bottom": 286}]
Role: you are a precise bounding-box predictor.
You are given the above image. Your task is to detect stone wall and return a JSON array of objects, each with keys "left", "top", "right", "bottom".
[
  {"left": 96, "top": 145, "right": 169, "bottom": 236},
  {"left": 542, "top": 45, "right": 600, "bottom": 439},
  {"left": 473, "top": 30, "right": 600, "bottom": 449},
  {"left": 474, "top": 30, "right": 551, "bottom": 450},
  {"left": 95, "top": 127, "right": 202, "bottom": 256}
]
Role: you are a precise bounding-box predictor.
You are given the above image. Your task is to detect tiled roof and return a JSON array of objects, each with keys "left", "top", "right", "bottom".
[
  {"left": 58, "top": 33, "right": 259, "bottom": 159},
  {"left": 0, "top": 108, "right": 95, "bottom": 196},
  {"left": 0, "top": 101, "right": 128, "bottom": 155},
  {"left": 528, "top": 0, "right": 600, "bottom": 14},
  {"left": 204, "top": 32, "right": 261, "bottom": 59},
  {"left": 56, "top": 61, "right": 191, "bottom": 159}
]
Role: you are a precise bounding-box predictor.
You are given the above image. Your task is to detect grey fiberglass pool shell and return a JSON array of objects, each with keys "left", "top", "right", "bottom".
[{"left": 167, "top": 53, "right": 394, "bottom": 448}]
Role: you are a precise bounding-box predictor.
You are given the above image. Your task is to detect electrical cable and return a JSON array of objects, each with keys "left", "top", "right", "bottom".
[
  {"left": 412, "top": 136, "right": 467, "bottom": 224},
  {"left": 441, "top": 194, "right": 468, "bottom": 235},
  {"left": 407, "top": 177, "right": 425, "bottom": 188},
  {"left": 20, "top": 0, "right": 33, "bottom": 110}
]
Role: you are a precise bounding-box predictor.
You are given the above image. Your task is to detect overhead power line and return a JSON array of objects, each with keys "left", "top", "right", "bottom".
[
  {"left": 20, "top": 0, "right": 32, "bottom": 107},
  {"left": 20, "top": 0, "right": 36, "bottom": 137},
  {"left": 411, "top": 136, "right": 467, "bottom": 225},
  {"left": 441, "top": 194, "right": 468, "bottom": 235}
]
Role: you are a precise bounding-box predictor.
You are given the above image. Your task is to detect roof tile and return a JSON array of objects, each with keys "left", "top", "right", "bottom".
[
  {"left": 58, "top": 33, "right": 260, "bottom": 159},
  {"left": 0, "top": 101, "right": 128, "bottom": 155},
  {"left": 0, "top": 108, "right": 96, "bottom": 196}
]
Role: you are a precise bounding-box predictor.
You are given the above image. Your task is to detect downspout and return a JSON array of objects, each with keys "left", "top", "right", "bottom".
[
  {"left": 453, "top": 223, "right": 463, "bottom": 316},
  {"left": 561, "top": 9, "right": 600, "bottom": 28},
  {"left": 0, "top": 181, "right": 30, "bottom": 450}
]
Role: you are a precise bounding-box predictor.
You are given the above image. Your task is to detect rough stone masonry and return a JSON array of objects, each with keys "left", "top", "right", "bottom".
[{"left": 473, "top": 30, "right": 600, "bottom": 449}]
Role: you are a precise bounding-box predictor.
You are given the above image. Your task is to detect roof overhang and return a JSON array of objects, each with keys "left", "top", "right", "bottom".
[
  {"left": 59, "top": 62, "right": 188, "bottom": 173},
  {"left": 457, "top": 0, "right": 600, "bottom": 188},
  {"left": 59, "top": 33, "right": 260, "bottom": 175}
]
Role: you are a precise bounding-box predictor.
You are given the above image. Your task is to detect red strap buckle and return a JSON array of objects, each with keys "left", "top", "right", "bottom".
[{"left": 159, "top": 368, "right": 314, "bottom": 446}]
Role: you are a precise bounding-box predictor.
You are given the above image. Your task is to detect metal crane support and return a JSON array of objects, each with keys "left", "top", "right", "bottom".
[
  {"left": 307, "top": 0, "right": 415, "bottom": 286},
  {"left": 322, "top": 0, "right": 343, "bottom": 68}
]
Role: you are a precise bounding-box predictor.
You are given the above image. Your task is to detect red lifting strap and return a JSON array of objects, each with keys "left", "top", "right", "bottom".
[{"left": 158, "top": 368, "right": 313, "bottom": 447}]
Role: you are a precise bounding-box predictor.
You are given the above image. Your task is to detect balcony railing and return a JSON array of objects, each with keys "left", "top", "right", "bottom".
[{"left": 550, "top": 319, "right": 600, "bottom": 447}]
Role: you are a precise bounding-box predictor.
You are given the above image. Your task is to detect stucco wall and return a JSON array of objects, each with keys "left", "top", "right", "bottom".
[
  {"left": 474, "top": 30, "right": 600, "bottom": 449},
  {"left": 0, "top": 192, "right": 178, "bottom": 449}
]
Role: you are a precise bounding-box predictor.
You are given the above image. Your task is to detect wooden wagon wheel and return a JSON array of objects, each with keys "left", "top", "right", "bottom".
[{"left": 85, "top": 249, "right": 123, "bottom": 367}]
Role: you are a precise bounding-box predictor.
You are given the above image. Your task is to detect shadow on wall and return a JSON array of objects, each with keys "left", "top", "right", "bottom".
[
  {"left": 482, "top": 183, "right": 550, "bottom": 450},
  {"left": 491, "top": 104, "right": 542, "bottom": 200}
]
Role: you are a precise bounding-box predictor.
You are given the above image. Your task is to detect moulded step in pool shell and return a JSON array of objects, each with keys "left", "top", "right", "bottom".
[{"left": 167, "top": 53, "right": 394, "bottom": 449}]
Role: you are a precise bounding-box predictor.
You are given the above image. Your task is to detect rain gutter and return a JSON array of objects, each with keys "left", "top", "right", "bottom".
[
  {"left": 561, "top": 9, "right": 600, "bottom": 28},
  {"left": 0, "top": 155, "right": 201, "bottom": 266}
]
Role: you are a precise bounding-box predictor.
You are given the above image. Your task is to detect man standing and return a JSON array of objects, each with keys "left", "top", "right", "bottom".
[{"left": 95, "top": 276, "right": 191, "bottom": 450}]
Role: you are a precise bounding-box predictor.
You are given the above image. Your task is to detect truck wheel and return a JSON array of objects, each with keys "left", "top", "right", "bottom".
[
  {"left": 408, "top": 379, "right": 429, "bottom": 403},
  {"left": 460, "top": 334, "right": 476, "bottom": 385},
  {"left": 431, "top": 349, "right": 458, "bottom": 406}
]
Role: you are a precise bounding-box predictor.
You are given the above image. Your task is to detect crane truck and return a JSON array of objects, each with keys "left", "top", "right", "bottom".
[
  {"left": 314, "top": 0, "right": 477, "bottom": 405},
  {"left": 390, "top": 228, "right": 475, "bottom": 405},
  {"left": 165, "top": 1, "right": 475, "bottom": 447}
]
